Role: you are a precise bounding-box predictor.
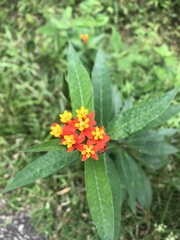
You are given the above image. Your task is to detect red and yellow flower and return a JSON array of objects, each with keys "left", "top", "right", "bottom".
[
  {"left": 80, "top": 143, "right": 98, "bottom": 161},
  {"left": 60, "top": 132, "right": 84, "bottom": 152}
]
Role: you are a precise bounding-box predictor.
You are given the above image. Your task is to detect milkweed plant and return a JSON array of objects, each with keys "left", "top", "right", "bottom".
[{"left": 1, "top": 43, "right": 180, "bottom": 240}]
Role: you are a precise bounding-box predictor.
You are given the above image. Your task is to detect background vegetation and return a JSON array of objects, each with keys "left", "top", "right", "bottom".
[{"left": 0, "top": 0, "right": 179, "bottom": 239}]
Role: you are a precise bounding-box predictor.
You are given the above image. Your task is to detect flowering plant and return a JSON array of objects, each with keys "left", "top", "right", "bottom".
[{"left": 1, "top": 43, "right": 179, "bottom": 240}]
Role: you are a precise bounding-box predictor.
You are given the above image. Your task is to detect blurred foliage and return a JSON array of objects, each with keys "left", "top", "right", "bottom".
[
  {"left": 108, "top": 28, "right": 180, "bottom": 100},
  {"left": 0, "top": 0, "right": 179, "bottom": 239}
]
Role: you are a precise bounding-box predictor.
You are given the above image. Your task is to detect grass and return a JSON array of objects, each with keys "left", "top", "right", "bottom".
[{"left": 0, "top": 1, "right": 179, "bottom": 239}]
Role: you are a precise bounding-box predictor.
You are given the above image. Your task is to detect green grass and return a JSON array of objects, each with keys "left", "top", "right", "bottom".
[{"left": 0, "top": 1, "right": 179, "bottom": 239}]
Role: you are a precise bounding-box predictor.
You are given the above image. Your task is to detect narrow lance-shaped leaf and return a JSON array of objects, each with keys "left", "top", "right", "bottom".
[
  {"left": 92, "top": 48, "right": 112, "bottom": 126},
  {"left": 68, "top": 43, "right": 94, "bottom": 115},
  {"left": 106, "top": 88, "right": 179, "bottom": 140},
  {"left": 24, "top": 139, "right": 62, "bottom": 152},
  {"left": 85, "top": 159, "right": 114, "bottom": 240},
  {"left": 140, "top": 155, "right": 168, "bottom": 170},
  {"left": 1, "top": 150, "right": 79, "bottom": 193},
  {"left": 136, "top": 165, "right": 152, "bottom": 208},
  {"left": 102, "top": 154, "right": 122, "bottom": 240},
  {"left": 115, "top": 150, "right": 152, "bottom": 211},
  {"left": 143, "top": 104, "right": 180, "bottom": 130},
  {"left": 114, "top": 150, "right": 136, "bottom": 213},
  {"left": 131, "top": 140, "right": 178, "bottom": 156}
]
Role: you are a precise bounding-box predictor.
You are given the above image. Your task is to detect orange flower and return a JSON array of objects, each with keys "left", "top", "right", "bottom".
[
  {"left": 88, "top": 126, "right": 110, "bottom": 152},
  {"left": 61, "top": 132, "right": 84, "bottom": 152},
  {"left": 74, "top": 112, "right": 96, "bottom": 139},
  {"left": 80, "top": 142, "right": 98, "bottom": 161},
  {"left": 92, "top": 127, "right": 104, "bottom": 140},
  {"left": 80, "top": 34, "right": 89, "bottom": 44}
]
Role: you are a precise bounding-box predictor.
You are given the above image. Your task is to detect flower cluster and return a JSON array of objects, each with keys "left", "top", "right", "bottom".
[
  {"left": 165, "top": 232, "right": 178, "bottom": 240},
  {"left": 50, "top": 106, "right": 110, "bottom": 161},
  {"left": 154, "top": 223, "right": 167, "bottom": 233}
]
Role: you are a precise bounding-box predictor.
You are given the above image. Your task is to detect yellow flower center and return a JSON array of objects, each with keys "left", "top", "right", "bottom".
[
  {"left": 76, "top": 106, "right": 88, "bottom": 119},
  {"left": 92, "top": 127, "right": 104, "bottom": 140},
  {"left": 50, "top": 124, "right": 62, "bottom": 138},
  {"left": 59, "top": 110, "right": 72, "bottom": 123},
  {"left": 62, "top": 135, "right": 76, "bottom": 148},
  {"left": 82, "top": 145, "right": 95, "bottom": 158},
  {"left": 75, "top": 118, "right": 89, "bottom": 131}
]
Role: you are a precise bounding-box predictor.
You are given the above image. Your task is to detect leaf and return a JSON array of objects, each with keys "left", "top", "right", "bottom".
[
  {"left": 141, "top": 155, "right": 168, "bottom": 170},
  {"left": 156, "top": 128, "right": 177, "bottom": 137},
  {"left": 102, "top": 154, "right": 122, "bottom": 240},
  {"left": 106, "top": 88, "right": 179, "bottom": 140},
  {"left": 115, "top": 150, "right": 152, "bottom": 212},
  {"left": 24, "top": 139, "right": 62, "bottom": 152},
  {"left": 114, "top": 150, "right": 136, "bottom": 213},
  {"left": 110, "top": 27, "right": 122, "bottom": 52},
  {"left": 68, "top": 43, "right": 94, "bottom": 115},
  {"left": 37, "top": 25, "right": 57, "bottom": 37},
  {"left": 131, "top": 141, "right": 178, "bottom": 156},
  {"left": 92, "top": 48, "right": 112, "bottom": 126},
  {"left": 121, "top": 97, "right": 133, "bottom": 113},
  {"left": 1, "top": 150, "right": 79, "bottom": 193},
  {"left": 84, "top": 159, "right": 114, "bottom": 240},
  {"left": 128, "top": 128, "right": 177, "bottom": 143},
  {"left": 136, "top": 165, "right": 152, "bottom": 208},
  {"left": 128, "top": 129, "right": 178, "bottom": 157},
  {"left": 143, "top": 105, "right": 180, "bottom": 130},
  {"left": 110, "top": 85, "right": 122, "bottom": 118}
]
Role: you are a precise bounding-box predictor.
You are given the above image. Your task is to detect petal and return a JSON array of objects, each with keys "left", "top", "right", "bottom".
[
  {"left": 86, "top": 139, "right": 96, "bottom": 145},
  {"left": 84, "top": 127, "right": 94, "bottom": 138},
  {"left": 91, "top": 153, "right": 98, "bottom": 160},
  {"left": 67, "top": 146, "right": 74, "bottom": 152},
  {"left": 103, "top": 134, "right": 110, "bottom": 143},
  {"left": 76, "top": 143, "right": 84, "bottom": 151},
  {"left": 79, "top": 131, "right": 85, "bottom": 139},
  {"left": 82, "top": 155, "right": 87, "bottom": 161}
]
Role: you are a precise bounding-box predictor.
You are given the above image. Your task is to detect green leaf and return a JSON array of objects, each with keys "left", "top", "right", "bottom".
[
  {"left": 92, "top": 48, "right": 112, "bottom": 126},
  {"left": 37, "top": 25, "right": 57, "bottom": 37},
  {"left": 128, "top": 129, "right": 177, "bottom": 143},
  {"left": 2, "top": 150, "right": 78, "bottom": 193},
  {"left": 114, "top": 150, "right": 136, "bottom": 213},
  {"left": 68, "top": 43, "right": 94, "bottom": 115},
  {"left": 102, "top": 154, "right": 122, "bottom": 240},
  {"left": 143, "top": 105, "right": 180, "bottom": 130},
  {"left": 136, "top": 165, "right": 152, "bottom": 208},
  {"left": 85, "top": 159, "right": 114, "bottom": 240},
  {"left": 106, "top": 88, "right": 179, "bottom": 140},
  {"left": 110, "top": 27, "right": 122, "bottom": 52},
  {"left": 24, "top": 139, "right": 62, "bottom": 152},
  {"left": 115, "top": 150, "right": 152, "bottom": 212},
  {"left": 111, "top": 85, "right": 122, "bottom": 118},
  {"left": 131, "top": 141, "right": 178, "bottom": 156},
  {"left": 141, "top": 155, "right": 168, "bottom": 170}
]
